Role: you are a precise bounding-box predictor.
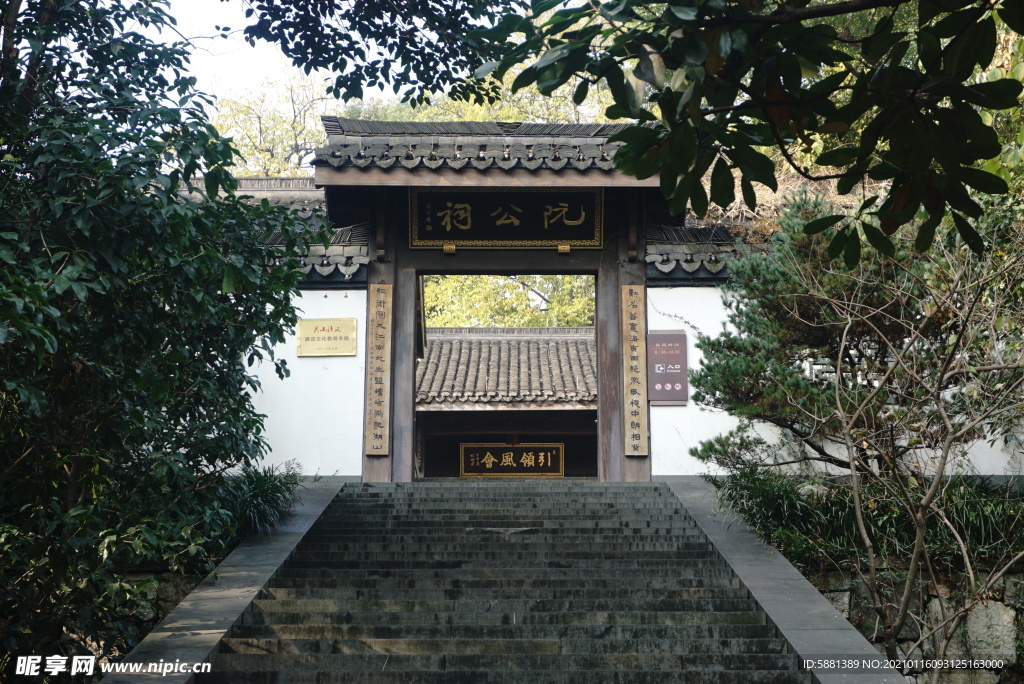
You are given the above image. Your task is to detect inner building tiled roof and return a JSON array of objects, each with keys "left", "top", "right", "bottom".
[
  {"left": 314, "top": 117, "right": 638, "bottom": 172},
  {"left": 416, "top": 327, "right": 597, "bottom": 408}
]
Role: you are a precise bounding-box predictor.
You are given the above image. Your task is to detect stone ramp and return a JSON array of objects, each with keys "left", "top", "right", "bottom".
[{"left": 197, "top": 482, "right": 813, "bottom": 683}]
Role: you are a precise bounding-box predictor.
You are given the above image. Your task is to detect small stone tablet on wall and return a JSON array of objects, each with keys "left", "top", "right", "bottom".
[{"left": 296, "top": 318, "right": 358, "bottom": 357}]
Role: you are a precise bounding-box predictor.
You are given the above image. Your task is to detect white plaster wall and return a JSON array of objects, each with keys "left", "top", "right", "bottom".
[
  {"left": 961, "top": 439, "right": 1024, "bottom": 476},
  {"left": 647, "top": 286, "right": 734, "bottom": 476},
  {"left": 250, "top": 289, "right": 367, "bottom": 476},
  {"left": 645, "top": 286, "right": 1023, "bottom": 478}
]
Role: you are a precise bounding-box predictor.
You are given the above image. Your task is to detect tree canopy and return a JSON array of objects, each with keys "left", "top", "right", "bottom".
[
  {"left": 237, "top": 0, "right": 1024, "bottom": 259},
  {"left": 1, "top": 0, "right": 320, "bottom": 662},
  {"left": 232, "top": 0, "right": 523, "bottom": 103},
  {"left": 423, "top": 275, "right": 595, "bottom": 328}
]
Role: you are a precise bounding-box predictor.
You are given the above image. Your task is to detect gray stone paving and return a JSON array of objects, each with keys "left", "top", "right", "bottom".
[
  {"left": 100, "top": 476, "right": 353, "bottom": 683},
  {"left": 107, "top": 476, "right": 905, "bottom": 683},
  {"left": 659, "top": 476, "right": 904, "bottom": 684}
]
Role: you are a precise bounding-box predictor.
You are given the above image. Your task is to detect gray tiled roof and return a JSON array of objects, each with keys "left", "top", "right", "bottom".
[
  {"left": 315, "top": 117, "right": 635, "bottom": 173},
  {"left": 416, "top": 328, "right": 597, "bottom": 406}
]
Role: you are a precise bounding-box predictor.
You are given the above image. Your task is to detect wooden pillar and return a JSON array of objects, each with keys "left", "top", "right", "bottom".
[
  {"left": 596, "top": 228, "right": 623, "bottom": 483},
  {"left": 390, "top": 266, "right": 418, "bottom": 482}
]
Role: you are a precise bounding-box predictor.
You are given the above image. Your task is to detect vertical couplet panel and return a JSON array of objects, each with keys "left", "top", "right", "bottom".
[
  {"left": 621, "top": 285, "right": 650, "bottom": 458},
  {"left": 363, "top": 284, "right": 393, "bottom": 458}
]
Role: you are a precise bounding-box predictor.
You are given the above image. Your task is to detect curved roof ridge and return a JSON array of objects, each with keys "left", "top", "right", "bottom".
[{"left": 321, "top": 116, "right": 634, "bottom": 139}]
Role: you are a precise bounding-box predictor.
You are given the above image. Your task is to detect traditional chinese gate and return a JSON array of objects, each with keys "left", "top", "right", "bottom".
[{"left": 313, "top": 118, "right": 660, "bottom": 483}]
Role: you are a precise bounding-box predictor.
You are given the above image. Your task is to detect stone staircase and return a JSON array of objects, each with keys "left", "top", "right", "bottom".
[{"left": 197, "top": 481, "right": 812, "bottom": 683}]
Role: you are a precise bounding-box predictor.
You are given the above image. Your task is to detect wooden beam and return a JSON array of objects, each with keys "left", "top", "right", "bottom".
[
  {"left": 396, "top": 249, "right": 602, "bottom": 274},
  {"left": 315, "top": 166, "right": 659, "bottom": 188}
]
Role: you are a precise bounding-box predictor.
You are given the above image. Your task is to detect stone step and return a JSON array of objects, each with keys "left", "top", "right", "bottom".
[
  {"left": 285, "top": 550, "right": 718, "bottom": 562},
  {"left": 321, "top": 502, "right": 687, "bottom": 510},
  {"left": 319, "top": 510, "right": 689, "bottom": 518},
  {"left": 258, "top": 586, "right": 750, "bottom": 601},
  {"left": 267, "top": 574, "right": 739, "bottom": 589},
  {"left": 221, "top": 636, "right": 791, "bottom": 656},
  {"left": 298, "top": 534, "right": 708, "bottom": 546},
  {"left": 302, "top": 526, "right": 704, "bottom": 537},
  {"left": 228, "top": 623, "right": 782, "bottom": 641},
  {"left": 292, "top": 541, "right": 714, "bottom": 553},
  {"left": 197, "top": 670, "right": 811, "bottom": 684},
  {"left": 239, "top": 609, "right": 769, "bottom": 627},
  {"left": 249, "top": 597, "right": 760, "bottom": 614},
  {"left": 305, "top": 521, "right": 701, "bottom": 532},
  {"left": 204, "top": 482, "right": 807, "bottom": 684},
  {"left": 308, "top": 521, "right": 699, "bottom": 531},
  {"left": 271, "top": 567, "right": 736, "bottom": 583},
  {"left": 280, "top": 558, "right": 723, "bottom": 570},
  {"left": 210, "top": 652, "right": 803, "bottom": 672}
]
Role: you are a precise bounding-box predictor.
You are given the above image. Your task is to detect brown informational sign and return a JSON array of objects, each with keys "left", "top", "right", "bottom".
[
  {"left": 621, "top": 285, "right": 650, "bottom": 457},
  {"left": 648, "top": 331, "right": 688, "bottom": 405},
  {"left": 296, "top": 318, "right": 357, "bottom": 357},
  {"left": 363, "top": 285, "right": 393, "bottom": 457},
  {"left": 460, "top": 443, "right": 565, "bottom": 477},
  {"left": 410, "top": 188, "right": 603, "bottom": 249}
]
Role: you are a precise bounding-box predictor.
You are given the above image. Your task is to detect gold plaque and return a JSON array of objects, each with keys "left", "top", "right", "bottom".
[
  {"left": 296, "top": 318, "right": 357, "bottom": 357},
  {"left": 460, "top": 443, "right": 565, "bottom": 477}
]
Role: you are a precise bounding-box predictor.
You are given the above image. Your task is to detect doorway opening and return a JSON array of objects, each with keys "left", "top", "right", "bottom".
[{"left": 414, "top": 275, "right": 598, "bottom": 479}]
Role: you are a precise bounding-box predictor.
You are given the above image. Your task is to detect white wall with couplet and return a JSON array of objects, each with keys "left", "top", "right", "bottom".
[
  {"left": 250, "top": 289, "right": 366, "bottom": 477},
  {"left": 647, "top": 286, "right": 734, "bottom": 476}
]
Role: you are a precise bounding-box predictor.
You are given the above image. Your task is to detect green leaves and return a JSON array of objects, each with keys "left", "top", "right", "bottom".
[
  {"left": 1, "top": 0, "right": 331, "bottom": 664},
  {"left": 952, "top": 212, "right": 985, "bottom": 254},
  {"left": 861, "top": 221, "right": 896, "bottom": 257},
  {"left": 465, "top": 0, "right": 1021, "bottom": 262},
  {"left": 803, "top": 215, "right": 845, "bottom": 235},
  {"left": 710, "top": 157, "right": 735, "bottom": 210}
]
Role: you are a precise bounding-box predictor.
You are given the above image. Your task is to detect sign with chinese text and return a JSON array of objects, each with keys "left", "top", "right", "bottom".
[
  {"left": 648, "top": 331, "right": 688, "bottom": 405},
  {"left": 296, "top": 318, "right": 357, "bottom": 357},
  {"left": 410, "top": 188, "right": 603, "bottom": 249},
  {"left": 621, "top": 285, "right": 649, "bottom": 457},
  {"left": 363, "top": 285, "right": 392, "bottom": 457},
  {"left": 460, "top": 443, "right": 565, "bottom": 477}
]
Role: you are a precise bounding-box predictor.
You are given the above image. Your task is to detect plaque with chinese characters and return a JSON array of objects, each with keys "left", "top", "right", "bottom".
[
  {"left": 460, "top": 443, "right": 565, "bottom": 477},
  {"left": 363, "top": 285, "right": 392, "bottom": 457},
  {"left": 648, "top": 331, "right": 688, "bottom": 405},
  {"left": 410, "top": 188, "right": 602, "bottom": 249},
  {"left": 296, "top": 318, "right": 357, "bottom": 357},
  {"left": 621, "top": 285, "right": 650, "bottom": 457}
]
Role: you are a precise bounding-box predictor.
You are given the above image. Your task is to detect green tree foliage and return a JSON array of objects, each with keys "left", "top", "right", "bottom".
[
  {"left": 689, "top": 193, "right": 1024, "bottom": 660},
  {"left": 232, "top": 0, "right": 525, "bottom": 104},
  {"left": 233, "top": 0, "right": 1024, "bottom": 259},
  {"left": 0, "top": 0, "right": 320, "bottom": 663},
  {"left": 214, "top": 74, "right": 334, "bottom": 176},
  {"left": 473, "top": 0, "right": 1024, "bottom": 258},
  {"left": 423, "top": 275, "right": 595, "bottom": 328}
]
